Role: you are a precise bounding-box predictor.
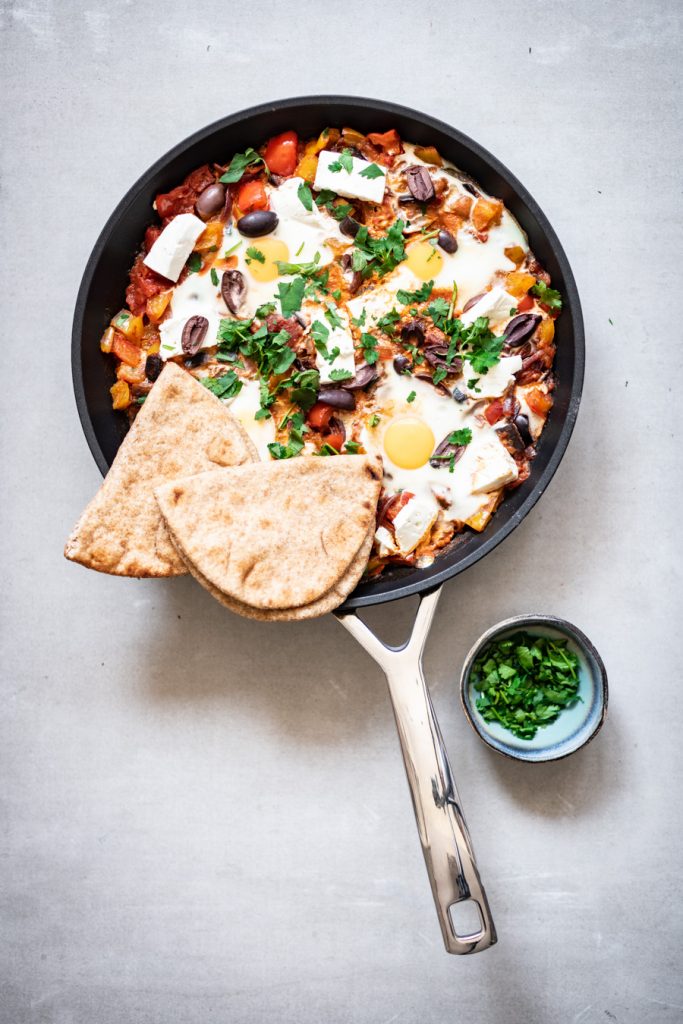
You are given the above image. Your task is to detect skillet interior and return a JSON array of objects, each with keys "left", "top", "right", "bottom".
[{"left": 72, "top": 96, "right": 584, "bottom": 610}]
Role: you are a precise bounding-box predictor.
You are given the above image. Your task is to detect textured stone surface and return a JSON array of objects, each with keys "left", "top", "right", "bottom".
[{"left": 1, "top": 1, "right": 681, "bottom": 1021}]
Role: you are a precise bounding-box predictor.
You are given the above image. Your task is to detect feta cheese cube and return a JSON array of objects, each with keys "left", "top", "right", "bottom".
[
  {"left": 462, "top": 354, "right": 522, "bottom": 399},
  {"left": 460, "top": 286, "right": 517, "bottom": 327},
  {"left": 392, "top": 498, "right": 438, "bottom": 555},
  {"left": 314, "top": 150, "right": 387, "bottom": 204},
  {"left": 374, "top": 526, "right": 397, "bottom": 558},
  {"left": 314, "top": 315, "right": 357, "bottom": 384},
  {"left": 143, "top": 213, "right": 205, "bottom": 282},
  {"left": 470, "top": 440, "right": 519, "bottom": 494}
]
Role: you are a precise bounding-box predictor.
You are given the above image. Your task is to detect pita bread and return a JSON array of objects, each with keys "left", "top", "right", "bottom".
[
  {"left": 176, "top": 521, "right": 374, "bottom": 621},
  {"left": 155, "top": 455, "right": 382, "bottom": 609},
  {"left": 65, "top": 363, "right": 258, "bottom": 577}
]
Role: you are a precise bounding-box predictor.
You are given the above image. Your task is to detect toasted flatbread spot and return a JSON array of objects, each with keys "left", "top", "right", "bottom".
[
  {"left": 64, "top": 364, "right": 258, "bottom": 577},
  {"left": 155, "top": 455, "right": 382, "bottom": 609}
]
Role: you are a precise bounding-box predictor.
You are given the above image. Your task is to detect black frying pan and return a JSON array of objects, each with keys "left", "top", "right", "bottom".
[{"left": 71, "top": 97, "right": 584, "bottom": 954}]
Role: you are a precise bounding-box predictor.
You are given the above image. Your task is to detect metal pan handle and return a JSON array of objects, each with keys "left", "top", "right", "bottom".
[{"left": 335, "top": 587, "right": 496, "bottom": 954}]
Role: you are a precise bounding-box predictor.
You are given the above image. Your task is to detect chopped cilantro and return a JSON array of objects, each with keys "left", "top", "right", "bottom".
[
  {"left": 210, "top": 267, "right": 219, "bottom": 286},
  {"left": 360, "top": 332, "right": 379, "bottom": 365},
  {"left": 344, "top": 440, "right": 362, "bottom": 453},
  {"left": 223, "top": 241, "right": 242, "bottom": 258},
  {"left": 254, "top": 302, "right": 275, "bottom": 318},
  {"left": 531, "top": 280, "right": 562, "bottom": 310},
  {"left": 406, "top": 391, "right": 416, "bottom": 403},
  {"left": 397, "top": 280, "right": 433, "bottom": 305},
  {"left": 277, "top": 277, "right": 306, "bottom": 317},
  {"left": 351, "top": 307, "right": 367, "bottom": 328},
  {"left": 352, "top": 219, "right": 407, "bottom": 279},
  {"left": 376, "top": 308, "right": 401, "bottom": 336},
  {"left": 315, "top": 189, "right": 354, "bottom": 221},
  {"left": 317, "top": 443, "right": 341, "bottom": 456},
  {"left": 297, "top": 180, "right": 313, "bottom": 211},
  {"left": 201, "top": 371, "right": 243, "bottom": 400},
  {"left": 448, "top": 428, "right": 472, "bottom": 446},
  {"left": 219, "top": 147, "right": 265, "bottom": 184},
  {"left": 329, "top": 368, "right": 353, "bottom": 382},
  {"left": 369, "top": 413, "right": 380, "bottom": 427},
  {"left": 359, "top": 162, "right": 385, "bottom": 179},
  {"left": 246, "top": 246, "right": 266, "bottom": 264},
  {"left": 324, "top": 305, "right": 344, "bottom": 330},
  {"left": 471, "top": 631, "right": 581, "bottom": 739},
  {"left": 186, "top": 252, "right": 202, "bottom": 274},
  {"left": 328, "top": 148, "right": 354, "bottom": 174}
]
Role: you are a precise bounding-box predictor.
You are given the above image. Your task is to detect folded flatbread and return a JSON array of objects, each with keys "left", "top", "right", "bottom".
[
  {"left": 64, "top": 363, "right": 258, "bottom": 577},
  {"left": 155, "top": 455, "right": 382, "bottom": 611}
]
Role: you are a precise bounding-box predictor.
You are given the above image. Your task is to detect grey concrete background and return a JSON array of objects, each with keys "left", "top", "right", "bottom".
[{"left": 1, "top": 1, "right": 682, "bottom": 1021}]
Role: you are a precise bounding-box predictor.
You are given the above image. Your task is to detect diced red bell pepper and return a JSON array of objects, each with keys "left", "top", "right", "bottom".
[
  {"left": 485, "top": 399, "right": 504, "bottom": 425},
  {"left": 307, "top": 402, "right": 334, "bottom": 431},
  {"left": 236, "top": 178, "right": 269, "bottom": 213}
]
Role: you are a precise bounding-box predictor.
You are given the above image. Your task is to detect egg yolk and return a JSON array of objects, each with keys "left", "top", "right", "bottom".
[
  {"left": 406, "top": 239, "right": 443, "bottom": 281},
  {"left": 246, "top": 238, "right": 289, "bottom": 282},
  {"left": 384, "top": 416, "right": 435, "bottom": 469}
]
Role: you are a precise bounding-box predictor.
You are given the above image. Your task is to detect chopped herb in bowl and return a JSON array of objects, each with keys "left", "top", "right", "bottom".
[{"left": 471, "top": 632, "right": 581, "bottom": 740}]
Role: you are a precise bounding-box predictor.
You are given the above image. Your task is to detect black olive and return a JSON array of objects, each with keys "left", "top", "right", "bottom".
[
  {"left": 393, "top": 355, "right": 411, "bottom": 375},
  {"left": 221, "top": 269, "right": 247, "bottom": 314},
  {"left": 437, "top": 229, "right": 458, "bottom": 254},
  {"left": 236, "top": 210, "right": 278, "bottom": 237},
  {"left": 339, "top": 215, "right": 361, "bottom": 238},
  {"left": 496, "top": 422, "right": 526, "bottom": 452},
  {"left": 342, "top": 364, "right": 379, "bottom": 391},
  {"left": 181, "top": 315, "right": 209, "bottom": 356},
  {"left": 514, "top": 413, "right": 533, "bottom": 446},
  {"left": 406, "top": 165, "right": 435, "bottom": 203},
  {"left": 318, "top": 387, "right": 356, "bottom": 410},
  {"left": 504, "top": 313, "right": 542, "bottom": 348},
  {"left": 145, "top": 354, "right": 162, "bottom": 381},
  {"left": 452, "top": 387, "right": 467, "bottom": 403},
  {"left": 184, "top": 351, "right": 209, "bottom": 368},
  {"left": 195, "top": 183, "right": 226, "bottom": 221},
  {"left": 401, "top": 319, "right": 425, "bottom": 346}
]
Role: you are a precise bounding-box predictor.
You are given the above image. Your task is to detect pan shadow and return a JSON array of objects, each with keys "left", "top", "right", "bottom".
[{"left": 134, "top": 573, "right": 414, "bottom": 750}]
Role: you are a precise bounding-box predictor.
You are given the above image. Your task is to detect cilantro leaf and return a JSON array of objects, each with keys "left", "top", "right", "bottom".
[
  {"left": 219, "top": 148, "right": 264, "bottom": 184},
  {"left": 406, "top": 391, "right": 416, "bottom": 403},
  {"left": 352, "top": 219, "right": 407, "bottom": 279},
  {"left": 277, "top": 277, "right": 306, "bottom": 317},
  {"left": 315, "top": 190, "right": 354, "bottom": 221},
  {"left": 397, "top": 280, "right": 433, "bottom": 305},
  {"left": 376, "top": 308, "right": 401, "bottom": 336},
  {"left": 328, "top": 148, "right": 354, "bottom": 174},
  {"left": 201, "top": 371, "right": 243, "bottom": 400},
  {"left": 360, "top": 332, "right": 379, "bottom": 365},
  {"left": 448, "top": 428, "right": 472, "bottom": 446},
  {"left": 358, "top": 162, "right": 385, "bottom": 179},
  {"left": 329, "top": 368, "right": 353, "bottom": 382},
  {"left": 530, "top": 280, "right": 562, "bottom": 310},
  {"left": 297, "top": 180, "right": 313, "bottom": 211},
  {"left": 344, "top": 441, "right": 361, "bottom": 453},
  {"left": 210, "top": 267, "right": 219, "bottom": 286},
  {"left": 186, "top": 252, "right": 202, "bottom": 274},
  {"left": 246, "top": 246, "right": 266, "bottom": 264}
]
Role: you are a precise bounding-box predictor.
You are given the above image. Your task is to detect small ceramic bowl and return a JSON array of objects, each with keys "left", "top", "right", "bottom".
[{"left": 460, "top": 614, "right": 608, "bottom": 762}]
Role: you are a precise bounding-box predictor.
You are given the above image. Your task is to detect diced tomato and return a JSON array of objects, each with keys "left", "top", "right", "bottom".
[
  {"left": 385, "top": 491, "right": 414, "bottom": 522},
  {"left": 517, "top": 293, "right": 534, "bottom": 312},
  {"left": 112, "top": 332, "right": 142, "bottom": 367},
  {"left": 367, "top": 129, "right": 403, "bottom": 155},
  {"left": 325, "top": 431, "right": 344, "bottom": 452},
  {"left": 307, "top": 402, "right": 334, "bottom": 431},
  {"left": 236, "top": 179, "right": 269, "bottom": 213},
  {"left": 485, "top": 399, "right": 504, "bottom": 425},
  {"left": 264, "top": 131, "right": 299, "bottom": 176},
  {"left": 155, "top": 165, "right": 215, "bottom": 222},
  {"left": 144, "top": 225, "right": 162, "bottom": 252},
  {"left": 126, "top": 255, "right": 170, "bottom": 315}
]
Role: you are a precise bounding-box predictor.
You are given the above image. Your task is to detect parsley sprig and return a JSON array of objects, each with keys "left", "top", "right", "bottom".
[
  {"left": 472, "top": 632, "right": 581, "bottom": 739},
  {"left": 531, "top": 280, "right": 563, "bottom": 310}
]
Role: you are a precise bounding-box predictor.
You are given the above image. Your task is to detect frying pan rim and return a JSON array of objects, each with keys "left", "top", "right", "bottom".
[{"left": 71, "top": 94, "right": 584, "bottom": 611}]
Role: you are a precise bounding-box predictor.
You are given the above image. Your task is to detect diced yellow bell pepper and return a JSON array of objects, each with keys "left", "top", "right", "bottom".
[
  {"left": 146, "top": 290, "right": 172, "bottom": 323},
  {"left": 195, "top": 220, "right": 223, "bottom": 252},
  {"left": 296, "top": 152, "right": 319, "bottom": 182},
  {"left": 341, "top": 127, "right": 366, "bottom": 146},
  {"left": 100, "top": 326, "right": 115, "bottom": 353},
  {"left": 537, "top": 318, "right": 555, "bottom": 344},
  {"left": 110, "top": 309, "right": 144, "bottom": 343},
  {"left": 504, "top": 245, "right": 526, "bottom": 266},
  {"left": 116, "top": 356, "right": 146, "bottom": 385},
  {"left": 465, "top": 493, "right": 502, "bottom": 532},
  {"left": 414, "top": 145, "right": 443, "bottom": 166},
  {"left": 472, "top": 198, "right": 503, "bottom": 232},
  {"left": 110, "top": 380, "right": 130, "bottom": 410},
  {"left": 506, "top": 271, "right": 536, "bottom": 297}
]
